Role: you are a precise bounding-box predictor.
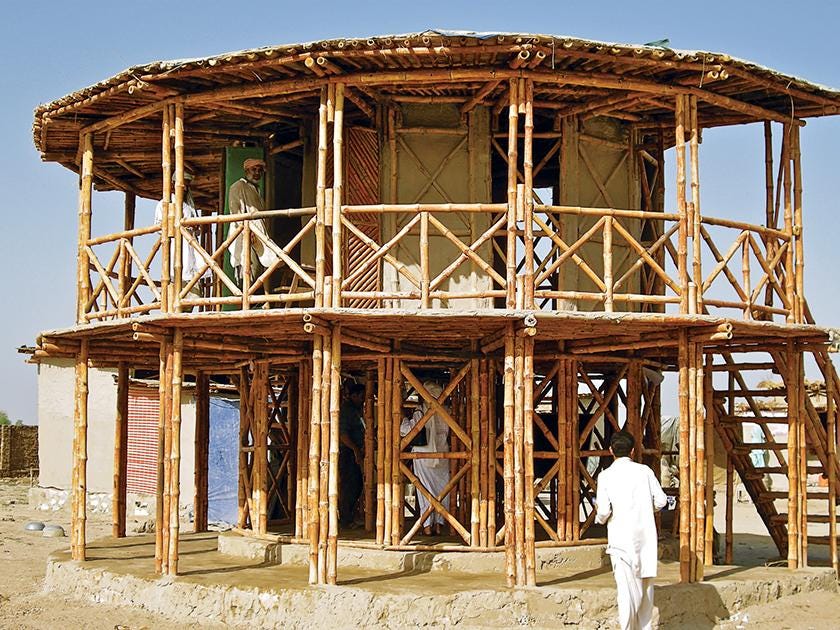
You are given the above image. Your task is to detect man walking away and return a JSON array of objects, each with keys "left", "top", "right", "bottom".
[{"left": 596, "top": 431, "right": 667, "bottom": 630}]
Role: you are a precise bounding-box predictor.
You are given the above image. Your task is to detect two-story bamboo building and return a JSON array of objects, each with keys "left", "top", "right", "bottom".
[{"left": 30, "top": 31, "right": 840, "bottom": 588}]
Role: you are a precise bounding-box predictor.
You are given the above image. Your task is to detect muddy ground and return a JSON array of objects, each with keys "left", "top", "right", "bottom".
[{"left": 0, "top": 477, "right": 837, "bottom": 629}]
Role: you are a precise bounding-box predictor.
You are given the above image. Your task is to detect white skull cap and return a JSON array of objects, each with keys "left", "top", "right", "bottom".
[{"left": 423, "top": 381, "right": 443, "bottom": 399}]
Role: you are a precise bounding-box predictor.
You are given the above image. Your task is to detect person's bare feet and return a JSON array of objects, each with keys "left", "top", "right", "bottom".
[{"left": 423, "top": 526, "right": 432, "bottom": 536}]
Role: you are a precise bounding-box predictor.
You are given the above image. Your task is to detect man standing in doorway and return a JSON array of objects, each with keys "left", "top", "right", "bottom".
[
  {"left": 338, "top": 383, "right": 365, "bottom": 528},
  {"left": 596, "top": 430, "right": 667, "bottom": 630},
  {"left": 228, "top": 157, "right": 278, "bottom": 285}
]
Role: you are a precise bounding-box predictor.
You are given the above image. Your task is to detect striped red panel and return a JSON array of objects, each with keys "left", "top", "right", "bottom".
[{"left": 126, "top": 386, "right": 160, "bottom": 495}]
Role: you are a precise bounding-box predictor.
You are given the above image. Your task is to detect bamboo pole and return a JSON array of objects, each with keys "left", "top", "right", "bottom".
[
  {"left": 318, "top": 325, "right": 332, "bottom": 583},
  {"left": 704, "top": 353, "right": 715, "bottom": 567},
  {"left": 364, "top": 371, "right": 375, "bottom": 533},
  {"left": 307, "top": 336, "right": 323, "bottom": 584},
  {"left": 513, "top": 334, "right": 526, "bottom": 584},
  {"left": 571, "top": 359, "right": 581, "bottom": 542},
  {"left": 506, "top": 80, "right": 518, "bottom": 309},
  {"left": 470, "top": 357, "right": 481, "bottom": 545},
  {"left": 420, "top": 211, "right": 430, "bottom": 308},
  {"left": 678, "top": 330, "right": 691, "bottom": 582},
  {"left": 76, "top": 134, "right": 93, "bottom": 323},
  {"left": 503, "top": 325, "right": 516, "bottom": 586},
  {"left": 296, "top": 362, "right": 310, "bottom": 538},
  {"left": 797, "top": 348, "right": 808, "bottom": 566},
  {"left": 154, "top": 338, "right": 168, "bottom": 574},
  {"left": 827, "top": 358, "right": 837, "bottom": 575},
  {"left": 689, "top": 96, "right": 702, "bottom": 314},
  {"left": 786, "top": 341, "right": 800, "bottom": 569},
  {"left": 675, "top": 95, "right": 688, "bottom": 314},
  {"left": 383, "top": 358, "right": 393, "bottom": 544},
  {"left": 194, "top": 370, "right": 209, "bottom": 533},
  {"left": 763, "top": 121, "right": 776, "bottom": 311},
  {"left": 332, "top": 83, "right": 345, "bottom": 307},
  {"left": 160, "top": 109, "right": 171, "bottom": 313},
  {"left": 783, "top": 124, "right": 794, "bottom": 323},
  {"left": 253, "top": 361, "right": 268, "bottom": 535},
  {"left": 391, "top": 356, "right": 403, "bottom": 544},
  {"left": 119, "top": 193, "right": 135, "bottom": 316},
  {"left": 792, "top": 126, "right": 804, "bottom": 323},
  {"left": 327, "top": 325, "right": 342, "bottom": 584},
  {"left": 72, "top": 340, "right": 89, "bottom": 560},
  {"left": 694, "top": 345, "right": 706, "bottom": 580},
  {"left": 603, "top": 216, "right": 614, "bottom": 312},
  {"left": 479, "top": 359, "right": 489, "bottom": 548},
  {"left": 173, "top": 104, "right": 185, "bottom": 312},
  {"left": 161, "top": 340, "right": 174, "bottom": 571},
  {"left": 557, "top": 357, "right": 567, "bottom": 540},
  {"left": 487, "top": 359, "right": 497, "bottom": 546},
  {"left": 167, "top": 329, "right": 183, "bottom": 575},
  {"left": 523, "top": 79, "right": 535, "bottom": 309},
  {"left": 523, "top": 335, "right": 536, "bottom": 585},
  {"left": 112, "top": 362, "right": 128, "bottom": 538},
  {"left": 376, "top": 359, "right": 386, "bottom": 544},
  {"left": 315, "top": 87, "right": 328, "bottom": 307}
]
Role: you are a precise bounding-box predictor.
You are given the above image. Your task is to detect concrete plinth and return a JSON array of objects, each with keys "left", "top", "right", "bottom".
[{"left": 44, "top": 533, "right": 838, "bottom": 629}]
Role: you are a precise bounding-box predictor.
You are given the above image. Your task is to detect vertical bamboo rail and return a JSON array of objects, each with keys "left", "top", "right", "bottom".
[
  {"left": 523, "top": 79, "right": 535, "bottom": 309},
  {"left": 470, "top": 357, "right": 481, "bottom": 545},
  {"left": 76, "top": 133, "right": 93, "bottom": 323},
  {"left": 675, "top": 96, "right": 689, "bottom": 314},
  {"left": 332, "top": 84, "right": 345, "bottom": 307},
  {"left": 154, "top": 338, "right": 168, "bottom": 574},
  {"left": 694, "top": 345, "right": 706, "bottom": 580},
  {"left": 307, "top": 336, "right": 323, "bottom": 583},
  {"left": 71, "top": 339, "right": 89, "bottom": 560},
  {"left": 506, "top": 80, "right": 519, "bottom": 309},
  {"left": 167, "top": 330, "right": 183, "bottom": 575},
  {"left": 513, "top": 334, "right": 526, "bottom": 584},
  {"left": 678, "top": 330, "right": 691, "bottom": 582},
  {"left": 160, "top": 109, "right": 172, "bottom": 313},
  {"left": 523, "top": 335, "right": 536, "bottom": 585},
  {"left": 315, "top": 87, "right": 328, "bottom": 307},
  {"left": 391, "top": 357, "right": 403, "bottom": 544},
  {"left": 571, "top": 359, "right": 581, "bottom": 542},
  {"left": 557, "top": 356, "right": 568, "bottom": 539},
  {"left": 603, "top": 216, "right": 614, "bottom": 312},
  {"left": 376, "top": 359, "right": 386, "bottom": 544},
  {"left": 763, "top": 122, "right": 776, "bottom": 311},
  {"left": 253, "top": 361, "right": 269, "bottom": 535},
  {"left": 161, "top": 340, "right": 174, "bottom": 571},
  {"left": 382, "top": 358, "right": 393, "bottom": 544},
  {"left": 827, "top": 361, "right": 838, "bottom": 575},
  {"left": 797, "top": 347, "right": 808, "bottom": 566},
  {"left": 327, "top": 325, "right": 342, "bottom": 585},
  {"left": 627, "top": 361, "right": 642, "bottom": 462},
  {"left": 364, "top": 371, "right": 375, "bottom": 533},
  {"left": 487, "top": 359, "right": 497, "bottom": 546},
  {"left": 296, "top": 361, "right": 311, "bottom": 539},
  {"left": 704, "top": 353, "right": 715, "bottom": 567},
  {"left": 782, "top": 124, "right": 794, "bottom": 322},
  {"left": 502, "top": 324, "right": 516, "bottom": 586},
  {"left": 173, "top": 104, "right": 185, "bottom": 312},
  {"left": 689, "top": 96, "right": 702, "bottom": 314},
  {"left": 725, "top": 453, "right": 734, "bottom": 564},
  {"left": 687, "top": 340, "right": 698, "bottom": 580},
  {"left": 113, "top": 362, "right": 129, "bottom": 538},
  {"left": 119, "top": 193, "right": 136, "bottom": 315},
  {"left": 420, "top": 211, "right": 430, "bottom": 308},
  {"left": 318, "top": 326, "right": 332, "bottom": 582},
  {"left": 478, "top": 359, "right": 489, "bottom": 548},
  {"left": 786, "top": 341, "right": 800, "bottom": 568},
  {"left": 237, "top": 367, "right": 249, "bottom": 530},
  {"left": 194, "top": 371, "right": 209, "bottom": 533},
  {"left": 792, "top": 126, "right": 804, "bottom": 323}
]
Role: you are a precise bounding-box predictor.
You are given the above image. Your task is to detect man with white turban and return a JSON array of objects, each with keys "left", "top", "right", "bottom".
[{"left": 400, "top": 381, "right": 451, "bottom": 536}]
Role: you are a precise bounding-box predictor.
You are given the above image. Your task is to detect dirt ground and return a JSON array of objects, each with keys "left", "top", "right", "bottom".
[{"left": 0, "top": 476, "right": 837, "bottom": 629}]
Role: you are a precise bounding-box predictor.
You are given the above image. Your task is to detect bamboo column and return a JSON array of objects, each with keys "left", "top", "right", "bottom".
[
  {"left": 797, "top": 348, "right": 808, "bottom": 566},
  {"left": 827, "top": 362, "right": 837, "bottom": 575},
  {"left": 557, "top": 356, "right": 568, "bottom": 540},
  {"left": 627, "top": 361, "right": 642, "bottom": 462},
  {"left": 173, "top": 104, "right": 185, "bottom": 312},
  {"left": 792, "top": 126, "right": 804, "bottom": 323},
  {"left": 364, "top": 371, "right": 375, "bottom": 533},
  {"left": 675, "top": 95, "right": 689, "bottom": 314},
  {"left": 382, "top": 358, "right": 393, "bottom": 545},
  {"left": 786, "top": 340, "right": 800, "bottom": 569},
  {"left": 307, "top": 336, "right": 324, "bottom": 584},
  {"left": 237, "top": 367, "right": 251, "bottom": 530},
  {"left": 763, "top": 121, "right": 776, "bottom": 312},
  {"left": 603, "top": 216, "right": 614, "bottom": 312},
  {"left": 296, "top": 361, "right": 311, "bottom": 539},
  {"left": 678, "top": 329, "right": 691, "bottom": 582},
  {"left": 704, "top": 353, "right": 715, "bottom": 567},
  {"left": 693, "top": 342, "right": 706, "bottom": 580},
  {"left": 253, "top": 360, "right": 269, "bottom": 535},
  {"left": 194, "top": 371, "right": 209, "bottom": 533},
  {"left": 160, "top": 108, "right": 172, "bottom": 313},
  {"left": 522, "top": 334, "right": 536, "bottom": 586},
  {"left": 154, "top": 337, "right": 169, "bottom": 574},
  {"left": 119, "top": 192, "right": 135, "bottom": 316},
  {"left": 470, "top": 357, "right": 481, "bottom": 545},
  {"left": 315, "top": 87, "right": 328, "bottom": 307},
  {"left": 506, "top": 80, "right": 519, "bottom": 309},
  {"left": 513, "top": 333, "right": 526, "bottom": 584},
  {"left": 391, "top": 357, "right": 403, "bottom": 544},
  {"left": 783, "top": 124, "right": 794, "bottom": 323},
  {"left": 327, "top": 325, "right": 342, "bottom": 585},
  {"left": 332, "top": 84, "right": 345, "bottom": 307},
  {"left": 76, "top": 133, "right": 93, "bottom": 323},
  {"left": 502, "top": 324, "right": 516, "bottom": 586},
  {"left": 376, "top": 358, "right": 386, "bottom": 544},
  {"left": 478, "top": 359, "right": 490, "bottom": 548},
  {"left": 487, "top": 359, "right": 497, "bottom": 546},
  {"left": 725, "top": 453, "right": 734, "bottom": 564},
  {"left": 318, "top": 325, "right": 332, "bottom": 582},
  {"left": 167, "top": 330, "right": 184, "bottom": 575},
  {"left": 522, "top": 79, "right": 535, "bottom": 309},
  {"left": 689, "top": 95, "right": 702, "bottom": 314},
  {"left": 112, "top": 362, "right": 129, "bottom": 538},
  {"left": 71, "top": 339, "right": 89, "bottom": 560}
]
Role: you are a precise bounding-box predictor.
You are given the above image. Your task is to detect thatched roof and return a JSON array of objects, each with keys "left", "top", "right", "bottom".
[{"left": 32, "top": 31, "right": 840, "bottom": 209}]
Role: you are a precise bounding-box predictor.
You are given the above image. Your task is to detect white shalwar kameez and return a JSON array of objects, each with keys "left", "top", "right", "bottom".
[
  {"left": 228, "top": 178, "right": 279, "bottom": 275},
  {"left": 595, "top": 457, "right": 667, "bottom": 630},
  {"left": 400, "top": 401, "right": 451, "bottom": 527},
  {"left": 154, "top": 194, "right": 206, "bottom": 283}
]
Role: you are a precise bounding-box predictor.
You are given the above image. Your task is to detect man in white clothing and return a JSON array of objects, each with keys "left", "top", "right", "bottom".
[
  {"left": 595, "top": 431, "right": 667, "bottom": 630},
  {"left": 228, "top": 158, "right": 279, "bottom": 285},
  {"left": 154, "top": 170, "right": 206, "bottom": 287}
]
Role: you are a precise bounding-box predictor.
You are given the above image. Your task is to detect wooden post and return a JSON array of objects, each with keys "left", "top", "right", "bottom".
[
  {"left": 827, "top": 359, "right": 837, "bottom": 575},
  {"left": 161, "top": 339, "right": 174, "bottom": 571},
  {"left": 470, "top": 357, "right": 481, "bottom": 546},
  {"left": 503, "top": 324, "right": 516, "bottom": 586},
  {"left": 523, "top": 79, "right": 535, "bottom": 309},
  {"left": 167, "top": 329, "right": 183, "bottom": 575},
  {"left": 160, "top": 108, "right": 172, "bottom": 313},
  {"left": 783, "top": 124, "right": 794, "bottom": 323},
  {"left": 194, "top": 371, "right": 209, "bottom": 533},
  {"left": 154, "top": 338, "right": 168, "bottom": 574},
  {"left": 792, "top": 126, "right": 804, "bottom": 323},
  {"left": 76, "top": 134, "right": 93, "bottom": 323},
  {"left": 332, "top": 84, "right": 345, "bottom": 307},
  {"left": 487, "top": 359, "right": 497, "bottom": 547},
  {"left": 523, "top": 335, "right": 536, "bottom": 586},
  {"left": 675, "top": 95, "right": 689, "bottom": 314},
  {"left": 376, "top": 359, "right": 386, "bottom": 544},
  {"left": 694, "top": 345, "right": 706, "bottom": 580},
  {"left": 704, "top": 353, "right": 715, "bottom": 567},
  {"left": 318, "top": 326, "right": 332, "bottom": 583},
  {"left": 71, "top": 340, "right": 89, "bottom": 560},
  {"left": 627, "top": 361, "right": 642, "bottom": 462},
  {"left": 725, "top": 453, "right": 734, "bottom": 564},
  {"left": 119, "top": 193, "right": 136, "bottom": 316},
  {"left": 112, "top": 362, "right": 129, "bottom": 538},
  {"left": 678, "top": 329, "right": 691, "bottom": 582},
  {"left": 315, "top": 87, "right": 328, "bottom": 307},
  {"left": 296, "top": 361, "right": 311, "bottom": 539},
  {"left": 382, "top": 358, "right": 393, "bottom": 545},
  {"left": 763, "top": 121, "right": 776, "bottom": 311},
  {"left": 327, "top": 325, "right": 342, "bottom": 585},
  {"left": 513, "top": 334, "right": 526, "bottom": 584},
  {"left": 253, "top": 361, "right": 269, "bottom": 535},
  {"left": 308, "top": 336, "right": 323, "bottom": 584},
  {"left": 391, "top": 357, "right": 403, "bottom": 544},
  {"left": 786, "top": 340, "right": 800, "bottom": 569},
  {"left": 506, "top": 80, "right": 519, "bottom": 309},
  {"left": 689, "top": 95, "right": 702, "bottom": 314},
  {"left": 173, "top": 104, "right": 185, "bottom": 312},
  {"left": 237, "top": 366, "right": 250, "bottom": 530}
]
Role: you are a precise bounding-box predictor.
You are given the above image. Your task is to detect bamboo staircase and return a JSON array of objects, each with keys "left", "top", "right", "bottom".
[{"left": 710, "top": 306, "right": 839, "bottom": 565}]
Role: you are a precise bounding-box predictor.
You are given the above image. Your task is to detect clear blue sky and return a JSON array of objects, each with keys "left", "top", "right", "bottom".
[{"left": 1, "top": 1, "right": 838, "bottom": 423}]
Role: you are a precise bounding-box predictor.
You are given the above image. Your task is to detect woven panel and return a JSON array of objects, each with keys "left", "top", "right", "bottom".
[
  {"left": 126, "top": 386, "right": 159, "bottom": 495},
  {"left": 344, "top": 127, "right": 381, "bottom": 308}
]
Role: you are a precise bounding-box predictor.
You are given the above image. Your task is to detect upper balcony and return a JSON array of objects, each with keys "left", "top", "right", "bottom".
[{"left": 34, "top": 32, "right": 840, "bottom": 327}]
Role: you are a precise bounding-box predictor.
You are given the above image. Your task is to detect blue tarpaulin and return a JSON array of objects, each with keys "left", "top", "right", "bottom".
[{"left": 208, "top": 397, "right": 239, "bottom": 525}]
